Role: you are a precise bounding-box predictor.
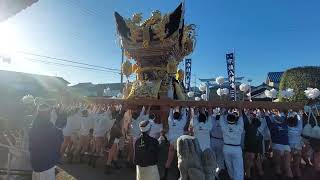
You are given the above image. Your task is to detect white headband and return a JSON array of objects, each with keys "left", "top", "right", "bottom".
[{"left": 139, "top": 120, "right": 151, "bottom": 132}]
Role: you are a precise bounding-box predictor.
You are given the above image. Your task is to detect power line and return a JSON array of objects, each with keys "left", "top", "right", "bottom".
[
  {"left": 24, "top": 57, "right": 120, "bottom": 74},
  {"left": 18, "top": 51, "right": 120, "bottom": 72},
  {"left": 64, "top": 0, "right": 107, "bottom": 20}
]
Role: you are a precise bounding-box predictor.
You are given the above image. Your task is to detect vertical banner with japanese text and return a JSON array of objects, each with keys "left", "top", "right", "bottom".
[
  {"left": 226, "top": 53, "right": 236, "bottom": 101},
  {"left": 185, "top": 58, "right": 192, "bottom": 91}
]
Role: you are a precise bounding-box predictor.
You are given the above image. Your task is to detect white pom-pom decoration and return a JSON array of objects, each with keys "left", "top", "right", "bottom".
[
  {"left": 201, "top": 94, "right": 207, "bottom": 100},
  {"left": 270, "top": 88, "right": 278, "bottom": 98},
  {"left": 187, "top": 91, "right": 195, "bottom": 98},
  {"left": 217, "top": 88, "right": 229, "bottom": 96},
  {"left": 305, "top": 88, "right": 320, "bottom": 99},
  {"left": 117, "top": 92, "right": 123, "bottom": 98},
  {"left": 265, "top": 88, "right": 278, "bottom": 98},
  {"left": 222, "top": 88, "right": 229, "bottom": 95},
  {"left": 215, "top": 76, "right": 225, "bottom": 85},
  {"left": 217, "top": 88, "right": 223, "bottom": 96},
  {"left": 281, "top": 88, "right": 295, "bottom": 99},
  {"left": 286, "top": 88, "right": 295, "bottom": 97},
  {"left": 199, "top": 84, "right": 207, "bottom": 92},
  {"left": 265, "top": 90, "right": 272, "bottom": 98},
  {"left": 239, "top": 83, "right": 250, "bottom": 92},
  {"left": 195, "top": 97, "right": 201, "bottom": 101},
  {"left": 22, "top": 95, "right": 35, "bottom": 104}
]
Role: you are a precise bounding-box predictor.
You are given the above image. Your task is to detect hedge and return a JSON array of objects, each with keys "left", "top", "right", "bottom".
[{"left": 279, "top": 66, "right": 320, "bottom": 102}]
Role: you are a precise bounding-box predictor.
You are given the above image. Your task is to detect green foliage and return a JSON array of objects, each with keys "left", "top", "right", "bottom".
[{"left": 279, "top": 66, "right": 320, "bottom": 102}]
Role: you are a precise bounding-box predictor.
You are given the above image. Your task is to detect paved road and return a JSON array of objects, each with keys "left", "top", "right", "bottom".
[
  {"left": 58, "top": 159, "right": 320, "bottom": 180},
  {"left": 58, "top": 157, "right": 179, "bottom": 180}
]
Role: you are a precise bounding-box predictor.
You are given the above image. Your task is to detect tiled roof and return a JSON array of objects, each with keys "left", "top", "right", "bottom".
[
  {"left": 0, "top": 70, "right": 70, "bottom": 85},
  {"left": 267, "top": 72, "right": 283, "bottom": 83}
]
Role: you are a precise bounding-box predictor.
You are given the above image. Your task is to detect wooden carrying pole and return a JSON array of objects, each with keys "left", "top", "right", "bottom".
[{"left": 87, "top": 97, "right": 304, "bottom": 111}]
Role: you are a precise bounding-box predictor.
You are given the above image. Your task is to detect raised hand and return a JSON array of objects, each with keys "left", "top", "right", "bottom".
[{"left": 177, "top": 135, "right": 216, "bottom": 180}]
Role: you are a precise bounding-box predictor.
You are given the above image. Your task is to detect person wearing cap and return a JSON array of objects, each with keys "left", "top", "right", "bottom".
[
  {"left": 29, "top": 103, "right": 63, "bottom": 180},
  {"left": 266, "top": 110, "right": 293, "bottom": 180},
  {"left": 135, "top": 120, "right": 160, "bottom": 180},
  {"left": 220, "top": 108, "right": 244, "bottom": 180},
  {"left": 124, "top": 106, "right": 150, "bottom": 168}
]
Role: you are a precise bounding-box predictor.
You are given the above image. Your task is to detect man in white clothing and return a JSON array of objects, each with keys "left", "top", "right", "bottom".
[
  {"left": 93, "top": 107, "right": 112, "bottom": 156},
  {"left": 220, "top": 109, "right": 244, "bottom": 180},
  {"left": 190, "top": 107, "right": 212, "bottom": 151},
  {"left": 210, "top": 109, "right": 225, "bottom": 174},
  {"left": 165, "top": 107, "right": 187, "bottom": 171},
  {"left": 61, "top": 107, "right": 80, "bottom": 158},
  {"left": 74, "top": 109, "right": 94, "bottom": 161},
  {"left": 149, "top": 113, "right": 163, "bottom": 139}
]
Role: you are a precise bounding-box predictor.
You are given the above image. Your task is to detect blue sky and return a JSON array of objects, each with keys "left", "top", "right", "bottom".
[{"left": 0, "top": 0, "right": 319, "bottom": 85}]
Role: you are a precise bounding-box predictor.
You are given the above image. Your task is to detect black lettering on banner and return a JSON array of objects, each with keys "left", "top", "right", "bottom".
[{"left": 226, "top": 53, "right": 236, "bottom": 101}]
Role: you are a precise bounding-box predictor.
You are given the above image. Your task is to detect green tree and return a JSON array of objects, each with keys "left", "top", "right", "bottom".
[{"left": 279, "top": 66, "right": 320, "bottom": 102}]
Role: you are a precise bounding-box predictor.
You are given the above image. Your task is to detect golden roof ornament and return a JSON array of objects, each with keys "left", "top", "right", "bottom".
[
  {"left": 114, "top": 3, "right": 196, "bottom": 63},
  {"left": 114, "top": 3, "right": 195, "bottom": 100}
]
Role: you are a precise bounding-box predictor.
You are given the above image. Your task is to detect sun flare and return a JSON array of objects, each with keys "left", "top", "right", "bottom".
[{"left": 0, "top": 22, "right": 44, "bottom": 74}]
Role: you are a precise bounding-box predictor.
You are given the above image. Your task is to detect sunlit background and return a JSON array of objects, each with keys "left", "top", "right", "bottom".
[{"left": 1, "top": 0, "right": 320, "bottom": 85}]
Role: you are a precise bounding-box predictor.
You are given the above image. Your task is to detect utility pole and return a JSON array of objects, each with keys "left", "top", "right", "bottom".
[
  {"left": 193, "top": 73, "right": 197, "bottom": 92},
  {"left": 120, "top": 46, "right": 124, "bottom": 86}
]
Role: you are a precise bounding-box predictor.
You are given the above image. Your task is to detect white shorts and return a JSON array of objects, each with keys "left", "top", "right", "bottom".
[
  {"left": 113, "top": 138, "right": 120, "bottom": 144},
  {"left": 63, "top": 128, "right": 72, "bottom": 137},
  {"left": 290, "top": 142, "right": 303, "bottom": 151},
  {"left": 93, "top": 131, "right": 106, "bottom": 138},
  {"left": 32, "top": 166, "right": 55, "bottom": 180},
  {"left": 170, "top": 139, "right": 178, "bottom": 150},
  {"left": 272, "top": 143, "right": 291, "bottom": 155}
]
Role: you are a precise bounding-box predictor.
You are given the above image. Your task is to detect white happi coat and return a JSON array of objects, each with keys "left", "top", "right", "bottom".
[
  {"left": 130, "top": 107, "right": 147, "bottom": 139},
  {"left": 220, "top": 114, "right": 244, "bottom": 180},
  {"left": 192, "top": 115, "right": 212, "bottom": 151},
  {"left": 167, "top": 108, "right": 187, "bottom": 144},
  {"left": 149, "top": 119, "right": 163, "bottom": 139},
  {"left": 63, "top": 112, "right": 81, "bottom": 137},
  {"left": 79, "top": 115, "right": 94, "bottom": 136},
  {"left": 94, "top": 109, "right": 115, "bottom": 137}
]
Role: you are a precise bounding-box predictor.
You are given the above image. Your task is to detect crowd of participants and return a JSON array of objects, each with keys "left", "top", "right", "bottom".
[{"left": 28, "top": 101, "right": 320, "bottom": 180}]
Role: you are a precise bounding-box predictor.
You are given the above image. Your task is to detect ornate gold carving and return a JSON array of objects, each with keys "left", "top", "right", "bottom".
[
  {"left": 125, "top": 13, "right": 142, "bottom": 43},
  {"left": 152, "top": 14, "right": 169, "bottom": 46},
  {"left": 142, "top": 10, "right": 162, "bottom": 26}
]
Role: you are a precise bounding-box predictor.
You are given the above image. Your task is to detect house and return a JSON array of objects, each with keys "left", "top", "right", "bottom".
[
  {"left": 69, "top": 82, "right": 123, "bottom": 97},
  {"left": 96, "top": 83, "right": 122, "bottom": 97},
  {"left": 0, "top": 70, "right": 70, "bottom": 98},
  {"left": 199, "top": 77, "right": 245, "bottom": 100},
  {"left": 250, "top": 83, "right": 274, "bottom": 101},
  {"left": 0, "top": 70, "right": 70, "bottom": 127},
  {"left": 266, "top": 72, "right": 283, "bottom": 88},
  {"left": 69, "top": 82, "right": 97, "bottom": 97}
]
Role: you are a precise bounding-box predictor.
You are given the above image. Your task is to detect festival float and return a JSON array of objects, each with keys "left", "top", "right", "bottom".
[
  {"left": 90, "top": 3, "right": 304, "bottom": 124},
  {"left": 115, "top": 3, "right": 195, "bottom": 101}
]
